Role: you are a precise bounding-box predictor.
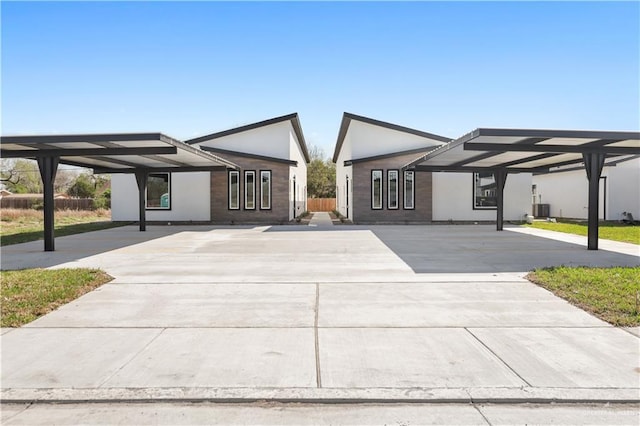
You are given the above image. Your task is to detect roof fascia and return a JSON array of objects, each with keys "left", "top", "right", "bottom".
[{"left": 184, "top": 113, "right": 298, "bottom": 145}]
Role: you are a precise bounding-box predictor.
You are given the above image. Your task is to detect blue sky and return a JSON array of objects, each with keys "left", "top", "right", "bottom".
[{"left": 2, "top": 1, "right": 639, "bottom": 157}]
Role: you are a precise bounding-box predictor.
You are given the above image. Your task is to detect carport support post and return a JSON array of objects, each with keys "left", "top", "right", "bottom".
[
  {"left": 134, "top": 170, "right": 147, "bottom": 232},
  {"left": 37, "top": 156, "right": 59, "bottom": 251},
  {"left": 495, "top": 170, "right": 507, "bottom": 231},
  {"left": 583, "top": 153, "right": 605, "bottom": 250}
]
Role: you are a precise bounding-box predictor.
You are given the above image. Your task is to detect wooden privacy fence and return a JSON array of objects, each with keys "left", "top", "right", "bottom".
[
  {"left": 307, "top": 198, "right": 336, "bottom": 212},
  {"left": 1, "top": 198, "right": 95, "bottom": 210}
]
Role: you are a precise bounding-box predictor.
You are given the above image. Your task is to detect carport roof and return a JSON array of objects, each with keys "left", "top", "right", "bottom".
[
  {"left": 0, "top": 132, "right": 238, "bottom": 173},
  {"left": 403, "top": 128, "right": 640, "bottom": 173}
]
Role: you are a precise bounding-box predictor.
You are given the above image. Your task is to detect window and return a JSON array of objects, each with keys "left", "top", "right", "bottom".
[
  {"left": 371, "top": 170, "right": 383, "bottom": 209},
  {"left": 404, "top": 171, "right": 414, "bottom": 210},
  {"left": 388, "top": 170, "right": 399, "bottom": 209},
  {"left": 229, "top": 171, "right": 240, "bottom": 210},
  {"left": 473, "top": 172, "right": 497, "bottom": 209},
  {"left": 146, "top": 173, "right": 170, "bottom": 210},
  {"left": 245, "top": 171, "right": 255, "bottom": 210},
  {"left": 260, "top": 170, "right": 271, "bottom": 210}
]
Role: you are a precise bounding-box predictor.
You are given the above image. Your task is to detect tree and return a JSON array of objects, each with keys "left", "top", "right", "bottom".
[
  {"left": 0, "top": 159, "right": 43, "bottom": 193},
  {"left": 306, "top": 145, "right": 336, "bottom": 198},
  {"left": 67, "top": 173, "right": 96, "bottom": 198}
]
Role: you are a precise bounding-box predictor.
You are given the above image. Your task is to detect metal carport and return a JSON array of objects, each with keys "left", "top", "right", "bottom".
[
  {"left": 0, "top": 133, "right": 237, "bottom": 251},
  {"left": 403, "top": 128, "right": 640, "bottom": 250}
]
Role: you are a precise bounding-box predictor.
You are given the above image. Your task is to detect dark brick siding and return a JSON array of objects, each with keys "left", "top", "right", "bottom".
[
  {"left": 352, "top": 153, "right": 432, "bottom": 223},
  {"left": 210, "top": 153, "right": 291, "bottom": 223}
]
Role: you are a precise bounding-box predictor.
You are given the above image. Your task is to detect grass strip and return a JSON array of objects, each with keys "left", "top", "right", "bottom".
[
  {"left": 1, "top": 221, "right": 129, "bottom": 246},
  {"left": 1, "top": 208, "right": 131, "bottom": 246},
  {"left": 527, "top": 266, "right": 640, "bottom": 327},
  {"left": 0, "top": 268, "right": 113, "bottom": 327},
  {"left": 526, "top": 221, "right": 640, "bottom": 245}
]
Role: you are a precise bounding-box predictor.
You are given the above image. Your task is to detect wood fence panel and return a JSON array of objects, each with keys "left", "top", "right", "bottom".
[
  {"left": 307, "top": 198, "right": 336, "bottom": 212},
  {"left": 1, "top": 198, "right": 94, "bottom": 210}
]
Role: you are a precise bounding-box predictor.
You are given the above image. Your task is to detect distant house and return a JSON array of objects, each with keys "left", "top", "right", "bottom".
[
  {"left": 332, "top": 113, "right": 532, "bottom": 223},
  {"left": 111, "top": 113, "right": 309, "bottom": 224},
  {"left": 532, "top": 156, "right": 640, "bottom": 220}
]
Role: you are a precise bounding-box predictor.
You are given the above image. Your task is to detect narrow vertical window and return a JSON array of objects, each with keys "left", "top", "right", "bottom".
[
  {"left": 244, "top": 171, "right": 255, "bottom": 210},
  {"left": 229, "top": 171, "right": 240, "bottom": 210},
  {"left": 146, "top": 173, "right": 170, "bottom": 210},
  {"left": 260, "top": 170, "right": 271, "bottom": 210},
  {"left": 404, "top": 171, "right": 414, "bottom": 210},
  {"left": 473, "top": 172, "right": 497, "bottom": 209},
  {"left": 371, "top": 170, "right": 383, "bottom": 209},
  {"left": 388, "top": 170, "right": 399, "bottom": 209}
]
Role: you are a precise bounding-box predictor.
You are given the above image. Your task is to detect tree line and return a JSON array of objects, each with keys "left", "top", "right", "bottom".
[{"left": 1, "top": 159, "right": 111, "bottom": 208}]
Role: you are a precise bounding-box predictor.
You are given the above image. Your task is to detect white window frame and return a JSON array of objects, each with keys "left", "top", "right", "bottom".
[
  {"left": 244, "top": 171, "right": 255, "bottom": 210},
  {"left": 388, "top": 170, "right": 399, "bottom": 210},
  {"left": 371, "top": 169, "right": 383, "bottom": 210},
  {"left": 229, "top": 170, "right": 240, "bottom": 210},
  {"left": 260, "top": 170, "right": 271, "bottom": 210},
  {"left": 404, "top": 171, "right": 415, "bottom": 210}
]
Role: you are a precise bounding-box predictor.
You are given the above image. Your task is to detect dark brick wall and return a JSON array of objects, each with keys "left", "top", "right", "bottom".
[
  {"left": 352, "top": 153, "right": 432, "bottom": 223},
  {"left": 210, "top": 154, "right": 291, "bottom": 223}
]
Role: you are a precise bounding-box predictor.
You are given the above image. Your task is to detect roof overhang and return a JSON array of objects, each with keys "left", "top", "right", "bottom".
[
  {"left": 403, "top": 128, "right": 640, "bottom": 173},
  {"left": 0, "top": 133, "right": 238, "bottom": 173}
]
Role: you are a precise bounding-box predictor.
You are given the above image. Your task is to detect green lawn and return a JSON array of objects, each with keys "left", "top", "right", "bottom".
[
  {"left": 1, "top": 208, "right": 129, "bottom": 246},
  {"left": 0, "top": 268, "right": 113, "bottom": 327},
  {"left": 526, "top": 220, "right": 640, "bottom": 245},
  {"left": 528, "top": 266, "right": 640, "bottom": 327}
]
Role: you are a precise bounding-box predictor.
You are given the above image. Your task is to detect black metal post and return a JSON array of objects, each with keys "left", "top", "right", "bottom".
[
  {"left": 583, "top": 153, "right": 605, "bottom": 250},
  {"left": 495, "top": 170, "right": 508, "bottom": 231},
  {"left": 37, "top": 156, "right": 59, "bottom": 251},
  {"left": 134, "top": 170, "right": 147, "bottom": 232}
]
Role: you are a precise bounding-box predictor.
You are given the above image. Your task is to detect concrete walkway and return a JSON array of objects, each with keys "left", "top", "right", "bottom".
[
  {"left": 308, "top": 211, "right": 334, "bottom": 227},
  {"left": 1, "top": 224, "right": 639, "bottom": 422}
]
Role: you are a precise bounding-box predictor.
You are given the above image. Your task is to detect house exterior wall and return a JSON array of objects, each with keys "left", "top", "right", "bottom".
[
  {"left": 334, "top": 119, "right": 445, "bottom": 222},
  {"left": 209, "top": 153, "right": 291, "bottom": 223},
  {"left": 289, "top": 129, "right": 308, "bottom": 219},
  {"left": 348, "top": 120, "right": 440, "bottom": 159},
  {"left": 351, "top": 153, "right": 433, "bottom": 223},
  {"left": 111, "top": 172, "right": 211, "bottom": 221},
  {"left": 532, "top": 158, "right": 639, "bottom": 220},
  {"left": 202, "top": 121, "right": 291, "bottom": 159},
  {"left": 608, "top": 159, "right": 640, "bottom": 220},
  {"left": 432, "top": 172, "right": 532, "bottom": 221},
  {"left": 335, "top": 131, "right": 353, "bottom": 219},
  {"left": 336, "top": 164, "right": 353, "bottom": 219}
]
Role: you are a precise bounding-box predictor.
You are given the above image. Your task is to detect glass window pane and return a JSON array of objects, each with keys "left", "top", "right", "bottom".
[
  {"left": 261, "top": 171, "right": 271, "bottom": 209},
  {"left": 372, "top": 170, "right": 382, "bottom": 209},
  {"left": 229, "top": 171, "right": 239, "bottom": 209},
  {"left": 388, "top": 170, "right": 398, "bottom": 209},
  {"left": 146, "top": 173, "right": 170, "bottom": 210},
  {"left": 404, "top": 171, "right": 414, "bottom": 209},
  {"left": 245, "top": 171, "right": 255, "bottom": 209},
  {"left": 474, "top": 172, "right": 497, "bottom": 209}
]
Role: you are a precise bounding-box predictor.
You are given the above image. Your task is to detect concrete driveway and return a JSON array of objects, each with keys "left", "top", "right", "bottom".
[{"left": 1, "top": 223, "right": 639, "bottom": 421}]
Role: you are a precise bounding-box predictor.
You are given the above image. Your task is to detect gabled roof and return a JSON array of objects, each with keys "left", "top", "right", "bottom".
[
  {"left": 185, "top": 113, "right": 310, "bottom": 163},
  {"left": 332, "top": 112, "right": 452, "bottom": 163}
]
